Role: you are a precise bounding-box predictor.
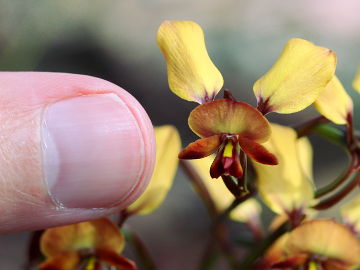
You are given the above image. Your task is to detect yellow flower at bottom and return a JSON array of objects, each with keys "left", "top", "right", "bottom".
[
  {"left": 314, "top": 76, "right": 353, "bottom": 125},
  {"left": 127, "top": 125, "right": 181, "bottom": 215},
  {"left": 39, "top": 218, "right": 135, "bottom": 270},
  {"left": 253, "top": 124, "right": 314, "bottom": 216}
]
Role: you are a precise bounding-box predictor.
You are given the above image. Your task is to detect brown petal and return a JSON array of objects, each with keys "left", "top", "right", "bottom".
[
  {"left": 271, "top": 253, "right": 307, "bottom": 268},
  {"left": 188, "top": 99, "right": 271, "bottom": 142},
  {"left": 210, "top": 147, "right": 226, "bottom": 178},
  {"left": 179, "top": 135, "right": 221, "bottom": 159},
  {"left": 238, "top": 137, "right": 278, "bottom": 165},
  {"left": 38, "top": 252, "right": 81, "bottom": 270},
  {"left": 96, "top": 249, "right": 137, "bottom": 270}
]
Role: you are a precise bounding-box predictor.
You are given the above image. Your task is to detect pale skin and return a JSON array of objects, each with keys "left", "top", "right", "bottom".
[{"left": 0, "top": 72, "right": 156, "bottom": 234}]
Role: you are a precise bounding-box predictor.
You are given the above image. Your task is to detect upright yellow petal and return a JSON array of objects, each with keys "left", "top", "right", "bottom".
[
  {"left": 127, "top": 125, "right": 181, "bottom": 214},
  {"left": 253, "top": 124, "right": 314, "bottom": 215},
  {"left": 253, "top": 38, "right": 336, "bottom": 114},
  {"left": 157, "top": 21, "right": 224, "bottom": 103},
  {"left": 190, "top": 156, "right": 262, "bottom": 223},
  {"left": 284, "top": 219, "right": 360, "bottom": 267},
  {"left": 353, "top": 65, "right": 360, "bottom": 93},
  {"left": 314, "top": 76, "right": 353, "bottom": 125},
  {"left": 40, "top": 218, "right": 125, "bottom": 258},
  {"left": 341, "top": 195, "right": 360, "bottom": 234}
]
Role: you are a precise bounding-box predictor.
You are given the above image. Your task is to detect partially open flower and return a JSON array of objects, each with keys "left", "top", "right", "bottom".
[
  {"left": 179, "top": 98, "right": 278, "bottom": 178},
  {"left": 252, "top": 124, "right": 314, "bottom": 218},
  {"left": 314, "top": 76, "right": 353, "bottom": 125},
  {"left": 269, "top": 220, "right": 360, "bottom": 269},
  {"left": 127, "top": 125, "right": 180, "bottom": 215},
  {"left": 157, "top": 20, "right": 223, "bottom": 103},
  {"left": 254, "top": 38, "right": 336, "bottom": 114},
  {"left": 39, "top": 218, "right": 135, "bottom": 270}
]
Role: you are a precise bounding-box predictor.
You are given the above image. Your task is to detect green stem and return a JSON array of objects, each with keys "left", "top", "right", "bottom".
[
  {"left": 240, "top": 221, "right": 290, "bottom": 270},
  {"left": 313, "top": 172, "right": 360, "bottom": 210},
  {"left": 312, "top": 124, "right": 347, "bottom": 147},
  {"left": 122, "top": 227, "right": 157, "bottom": 270}
]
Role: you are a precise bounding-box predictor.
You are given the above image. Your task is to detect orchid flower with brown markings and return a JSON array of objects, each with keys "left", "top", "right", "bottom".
[
  {"left": 157, "top": 20, "right": 336, "bottom": 179},
  {"left": 38, "top": 218, "right": 136, "bottom": 270}
]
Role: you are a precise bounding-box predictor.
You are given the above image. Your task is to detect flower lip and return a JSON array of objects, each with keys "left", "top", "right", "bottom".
[{"left": 188, "top": 99, "right": 271, "bottom": 142}]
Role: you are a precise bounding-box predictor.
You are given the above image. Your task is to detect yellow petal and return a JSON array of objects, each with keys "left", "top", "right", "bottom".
[
  {"left": 253, "top": 124, "right": 314, "bottom": 214},
  {"left": 40, "top": 218, "right": 124, "bottom": 258},
  {"left": 253, "top": 38, "right": 336, "bottom": 114},
  {"left": 284, "top": 219, "right": 360, "bottom": 266},
  {"left": 353, "top": 65, "right": 360, "bottom": 93},
  {"left": 341, "top": 195, "right": 360, "bottom": 234},
  {"left": 314, "top": 76, "right": 353, "bottom": 125},
  {"left": 189, "top": 155, "right": 262, "bottom": 223},
  {"left": 157, "top": 20, "right": 224, "bottom": 103},
  {"left": 127, "top": 125, "right": 181, "bottom": 214}
]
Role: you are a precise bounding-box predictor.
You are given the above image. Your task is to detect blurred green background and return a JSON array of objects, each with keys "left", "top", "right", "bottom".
[{"left": 0, "top": 0, "right": 359, "bottom": 269}]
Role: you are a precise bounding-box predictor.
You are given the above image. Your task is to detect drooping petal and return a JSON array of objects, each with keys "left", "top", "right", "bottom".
[
  {"left": 96, "top": 249, "right": 136, "bottom": 270},
  {"left": 40, "top": 218, "right": 124, "bottom": 258},
  {"left": 238, "top": 137, "right": 278, "bottom": 165},
  {"left": 353, "top": 65, "right": 360, "bottom": 93},
  {"left": 127, "top": 125, "right": 181, "bottom": 215},
  {"left": 314, "top": 76, "right": 353, "bottom": 125},
  {"left": 253, "top": 38, "right": 336, "bottom": 114},
  {"left": 341, "top": 195, "right": 360, "bottom": 235},
  {"left": 253, "top": 124, "right": 314, "bottom": 215},
  {"left": 284, "top": 219, "right": 360, "bottom": 267},
  {"left": 189, "top": 99, "right": 271, "bottom": 142},
  {"left": 190, "top": 156, "right": 261, "bottom": 224},
  {"left": 178, "top": 135, "right": 221, "bottom": 159},
  {"left": 157, "top": 20, "right": 224, "bottom": 103},
  {"left": 38, "top": 252, "right": 81, "bottom": 270}
]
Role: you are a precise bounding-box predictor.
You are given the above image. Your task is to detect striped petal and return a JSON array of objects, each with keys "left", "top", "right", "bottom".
[
  {"left": 157, "top": 20, "right": 223, "bottom": 103},
  {"left": 189, "top": 99, "right": 271, "bottom": 142},
  {"left": 254, "top": 38, "right": 336, "bottom": 114}
]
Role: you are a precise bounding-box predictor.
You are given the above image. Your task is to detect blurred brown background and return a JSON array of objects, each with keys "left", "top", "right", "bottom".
[{"left": 0, "top": 0, "right": 359, "bottom": 269}]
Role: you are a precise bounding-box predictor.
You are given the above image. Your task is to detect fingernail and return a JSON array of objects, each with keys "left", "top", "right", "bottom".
[{"left": 42, "top": 94, "right": 145, "bottom": 208}]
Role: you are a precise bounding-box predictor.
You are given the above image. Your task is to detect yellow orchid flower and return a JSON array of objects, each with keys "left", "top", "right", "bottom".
[
  {"left": 341, "top": 195, "right": 360, "bottom": 235},
  {"left": 261, "top": 220, "right": 360, "bottom": 269},
  {"left": 157, "top": 21, "right": 223, "bottom": 103},
  {"left": 314, "top": 76, "right": 353, "bottom": 125},
  {"left": 127, "top": 125, "right": 181, "bottom": 215},
  {"left": 352, "top": 65, "right": 360, "bottom": 93},
  {"left": 254, "top": 38, "right": 337, "bottom": 114},
  {"left": 39, "top": 218, "right": 135, "bottom": 270},
  {"left": 158, "top": 20, "right": 336, "bottom": 181},
  {"left": 190, "top": 155, "right": 262, "bottom": 225},
  {"left": 252, "top": 124, "right": 314, "bottom": 217}
]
